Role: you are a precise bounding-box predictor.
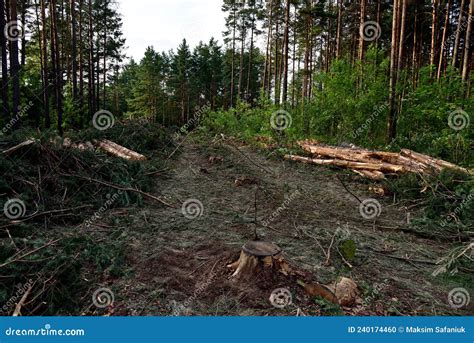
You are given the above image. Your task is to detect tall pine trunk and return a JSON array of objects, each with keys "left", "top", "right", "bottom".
[
  {"left": 9, "top": 0, "right": 20, "bottom": 130},
  {"left": 452, "top": 0, "right": 465, "bottom": 68},
  {"left": 388, "top": 0, "right": 400, "bottom": 142},
  {"left": 0, "top": 0, "right": 9, "bottom": 121}
]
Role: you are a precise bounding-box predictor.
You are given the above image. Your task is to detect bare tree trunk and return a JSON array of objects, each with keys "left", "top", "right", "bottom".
[
  {"left": 461, "top": 0, "right": 473, "bottom": 83},
  {"left": 9, "top": 0, "right": 20, "bottom": 130},
  {"left": 88, "top": 0, "right": 95, "bottom": 117},
  {"left": 336, "top": 0, "right": 342, "bottom": 58},
  {"left": 437, "top": 0, "right": 451, "bottom": 79},
  {"left": 388, "top": 0, "right": 400, "bottom": 142},
  {"left": 274, "top": 16, "right": 280, "bottom": 104},
  {"left": 70, "top": 0, "right": 78, "bottom": 101},
  {"left": 103, "top": 0, "right": 107, "bottom": 108},
  {"left": 0, "top": 0, "right": 9, "bottom": 121},
  {"left": 79, "top": 0, "right": 84, "bottom": 110},
  {"left": 282, "top": 0, "right": 290, "bottom": 104},
  {"left": 262, "top": 0, "right": 273, "bottom": 96},
  {"left": 237, "top": 21, "right": 245, "bottom": 102},
  {"left": 50, "top": 0, "right": 63, "bottom": 135},
  {"left": 246, "top": 9, "right": 255, "bottom": 101},
  {"left": 40, "top": 0, "right": 50, "bottom": 128},
  {"left": 430, "top": 0, "right": 439, "bottom": 77},
  {"left": 230, "top": 6, "right": 236, "bottom": 108},
  {"left": 20, "top": 1, "right": 25, "bottom": 66},
  {"left": 397, "top": 0, "right": 406, "bottom": 74},
  {"left": 358, "top": 0, "right": 366, "bottom": 61},
  {"left": 452, "top": 0, "right": 466, "bottom": 68}
]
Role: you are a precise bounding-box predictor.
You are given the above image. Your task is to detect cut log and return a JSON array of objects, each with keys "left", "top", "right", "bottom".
[
  {"left": 401, "top": 149, "right": 471, "bottom": 174},
  {"left": 299, "top": 143, "right": 424, "bottom": 173},
  {"left": 95, "top": 139, "right": 146, "bottom": 161},
  {"left": 352, "top": 169, "right": 385, "bottom": 180},
  {"left": 285, "top": 155, "right": 407, "bottom": 174},
  {"left": 325, "top": 277, "right": 359, "bottom": 307},
  {"left": 227, "top": 241, "right": 294, "bottom": 281},
  {"left": 297, "top": 280, "right": 338, "bottom": 304},
  {"left": 2, "top": 139, "right": 35, "bottom": 156}
]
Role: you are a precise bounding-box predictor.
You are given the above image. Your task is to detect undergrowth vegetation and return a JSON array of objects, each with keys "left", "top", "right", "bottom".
[
  {"left": 202, "top": 51, "right": 473, "bottom": 166},
  {"left": 0, "top": 122, "right": 173, "bottom": 315}
]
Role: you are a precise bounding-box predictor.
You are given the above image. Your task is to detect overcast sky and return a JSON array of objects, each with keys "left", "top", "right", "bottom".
[{"left": 119, "top": 0, "right": 226, "bottom": 61}]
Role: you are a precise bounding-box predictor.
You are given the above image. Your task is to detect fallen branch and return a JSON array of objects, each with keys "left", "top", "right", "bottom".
[
  {"left": 2, "top": 139, "right": 35, "bottom": 156},
  {"left": 95, "top": 139, "right": 146, "bottom": 161},
  {"left": 12, "top": 284, "right": 33, "bottom": 316}
]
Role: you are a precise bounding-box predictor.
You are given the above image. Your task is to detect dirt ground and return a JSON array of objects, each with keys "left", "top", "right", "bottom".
[{"left": 90, "top": 134, "right": 473, "bottom": 316}]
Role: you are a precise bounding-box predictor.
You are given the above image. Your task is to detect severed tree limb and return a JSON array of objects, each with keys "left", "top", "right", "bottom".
[
  {"left": 401, "top": 149, "right": 472, "bottom": 174},
  {"left": 12, "top": 284, "right": 33, "bottom": 317},
  {"left": 94, "top": 139, "right": 146, "bottom": 161},
  {"left": 2, "top": 139, "right": 36, "bottom": 156}
]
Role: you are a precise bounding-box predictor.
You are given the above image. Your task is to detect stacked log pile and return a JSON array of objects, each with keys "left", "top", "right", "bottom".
[
  {"left": 5, "top": 139, "right": 146, "bottom": 162},
  {"left": 285, "top": 141, "right": 471, "bottom": 180}
]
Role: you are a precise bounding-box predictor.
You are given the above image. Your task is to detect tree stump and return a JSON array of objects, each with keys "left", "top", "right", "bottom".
[{"left": 227, "top": 241, "right": 293, "bottom": 281}]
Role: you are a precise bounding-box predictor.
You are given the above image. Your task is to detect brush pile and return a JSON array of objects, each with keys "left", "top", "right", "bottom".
[{"left": 285, "top": 141, "right": 472, "bottom": 180}]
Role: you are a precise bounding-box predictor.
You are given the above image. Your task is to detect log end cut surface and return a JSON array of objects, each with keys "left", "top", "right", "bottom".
[{"left": 242, "top": 241, "right": 281, "bottom": 257}]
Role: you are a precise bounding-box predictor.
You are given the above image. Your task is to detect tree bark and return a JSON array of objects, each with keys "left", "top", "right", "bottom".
[
  {"left": 9, "top": 0, "right": 20, "bottom": 130},
  {"left": 430, "top": 0, "right": 439, "bottom": 77},
  {"left": 70, "top": 0, "right": 78, "bottom": 101},
  {"left": 461, "top": 0, "right": 473, "bottom": 83},
  {"left": 282, "top": 0, "right": 290, "bottom": 104},
  {"left": 336, "top": 0, "right": 342, "bottom": 58},
  {"left": 40, "top": 0, "right": 50, "bottom": 128},
  {"left": 0, "top": 0, "right": 9, "bottom": 121},
  {"left": 452, "top": 0, "right": 466, "bottom": 68},
  {"left": 358, "top": 0, "right": 366, "bottom": 61},
  {"left": 388, "top": 0, "right": 400, "bottom": 142},
  {"left": 437, "top": 0, "right": 451, "bottom": 79}
]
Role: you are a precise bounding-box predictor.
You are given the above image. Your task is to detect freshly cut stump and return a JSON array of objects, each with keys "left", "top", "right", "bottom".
[{"left": 228, "top": 241, "right": 293, "bottom": 281}]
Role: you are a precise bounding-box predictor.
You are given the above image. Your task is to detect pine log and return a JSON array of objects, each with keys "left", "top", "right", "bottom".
[
  {"left": 95, "top": 139, "right": 146, "bottom": 161},
  {"left": 299, "top": 143, "right": 424, "bottom": 173},
  {"left": 285, "top": 155, "right": 407, "bottom": 174},
  {"left": 2, "top": 139, "right": 35, "bottom": 156},
  {"left": 352, "top": 169, "right": 385, "bottom": 180},
  {"left": 401, "top": 149, "right": 471, "bottom": 174}
]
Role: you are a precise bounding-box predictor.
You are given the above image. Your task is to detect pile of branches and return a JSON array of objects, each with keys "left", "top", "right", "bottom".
[
  {"left": 0, "top": 122, "right": 174, "bottom": 315},
  {"left": 285, "top": 141, "right": 472, "bottom": 180}
]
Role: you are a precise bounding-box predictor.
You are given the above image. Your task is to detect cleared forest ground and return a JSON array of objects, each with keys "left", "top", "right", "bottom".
[{"left": 95, "top": 134, "right": 472, "bottom": 316}]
